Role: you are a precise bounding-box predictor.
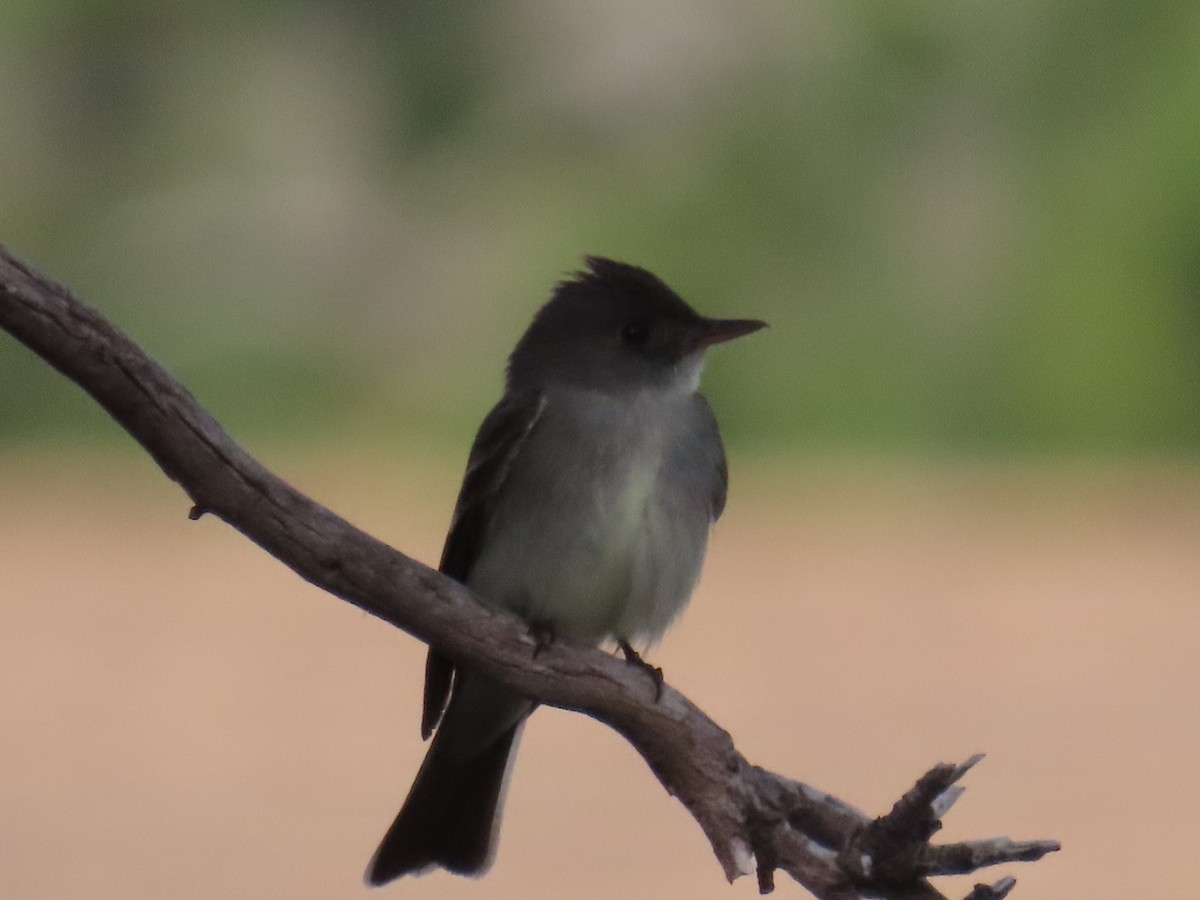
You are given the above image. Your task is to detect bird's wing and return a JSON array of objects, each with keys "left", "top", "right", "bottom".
[
  {"left": 421, "top": 390, "right": 548, "bottom": 740},
  {"left": 693, "top": 394, "right": 729, "bottom": 522},
  {"left": 438, "top": 390, "right": 549, "bottom": 581}
]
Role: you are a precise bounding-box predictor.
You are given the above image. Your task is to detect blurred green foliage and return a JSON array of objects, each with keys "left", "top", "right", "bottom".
[{"left": 2, "top": 0, "right": 1198, "bottom": 454}]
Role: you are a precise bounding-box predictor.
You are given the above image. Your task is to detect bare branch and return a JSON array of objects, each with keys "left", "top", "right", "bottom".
[
  {"left": 964, "top": 876, "right": 1017, "bottom": 900},
  {"left": 0, "top": 243, "right": 1059, "bottom": 897}
]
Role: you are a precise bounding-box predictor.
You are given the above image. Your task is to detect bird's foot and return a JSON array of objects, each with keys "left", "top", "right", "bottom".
[
  {"left": 529, "top": 620, "right": 556, "bottom": 659},
  {"left": 618, "top": 640, "right": 664, "bottom": 701}
]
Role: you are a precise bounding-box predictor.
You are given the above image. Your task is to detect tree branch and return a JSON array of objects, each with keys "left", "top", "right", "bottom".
[{"left": 0, "top": 243, "right": 1059, "bottom": 898}]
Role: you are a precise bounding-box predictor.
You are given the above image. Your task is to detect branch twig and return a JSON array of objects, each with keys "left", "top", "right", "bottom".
[{"left": 0, "top": 244, "right": 1059, "bottom": 898}]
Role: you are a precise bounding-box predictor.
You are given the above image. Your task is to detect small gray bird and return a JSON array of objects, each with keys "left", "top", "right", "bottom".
[{"left": 365, "top": 257, "right": 766, "bottom": 884}]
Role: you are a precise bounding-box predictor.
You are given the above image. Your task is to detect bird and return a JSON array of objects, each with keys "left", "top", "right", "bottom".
[{"left": 365, "top": 256, "right": 766, "bottom": 885}]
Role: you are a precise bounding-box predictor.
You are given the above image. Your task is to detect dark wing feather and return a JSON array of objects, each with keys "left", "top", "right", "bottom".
[
  {"left": 421, "top": 391, "right": 548, "bottom": 739},
  {"left": 693, "top": 394, "right": 729, "bottom": 521},
  {"left": 438, "top": 390, "right": 548, "bottom": 580}
]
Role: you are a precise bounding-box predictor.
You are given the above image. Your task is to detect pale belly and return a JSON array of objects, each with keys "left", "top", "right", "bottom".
[{"left": 464, "top": 394, "right": 713, "bottom": 645}]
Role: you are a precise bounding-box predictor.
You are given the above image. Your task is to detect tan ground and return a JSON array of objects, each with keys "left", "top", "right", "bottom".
[{"left": 2, "top": 448, "right": 1197, "bottom": 898}]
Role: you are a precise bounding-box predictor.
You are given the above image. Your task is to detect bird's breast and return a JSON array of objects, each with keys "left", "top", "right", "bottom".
[{"left": 466, "top": 389, "right": 712, "bottom": 645}]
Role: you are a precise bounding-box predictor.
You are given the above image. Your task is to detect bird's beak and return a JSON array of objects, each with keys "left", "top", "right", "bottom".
[{"left": 692, "top": 317, "right": 769, "bottom": 349}]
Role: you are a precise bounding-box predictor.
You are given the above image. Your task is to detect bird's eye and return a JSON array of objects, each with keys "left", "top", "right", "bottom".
[{"left": 620, "top": 321, "right": 650, "bottom": 346}]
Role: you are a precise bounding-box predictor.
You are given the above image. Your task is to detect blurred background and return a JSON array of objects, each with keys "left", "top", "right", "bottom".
[{"left": 2, "top": 1, "right": 1199, "bottom": 898}]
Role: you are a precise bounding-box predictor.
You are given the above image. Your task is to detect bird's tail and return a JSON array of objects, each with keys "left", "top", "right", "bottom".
[{"left": 365, "top": 719, "right": 523, "bottom": 885}]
